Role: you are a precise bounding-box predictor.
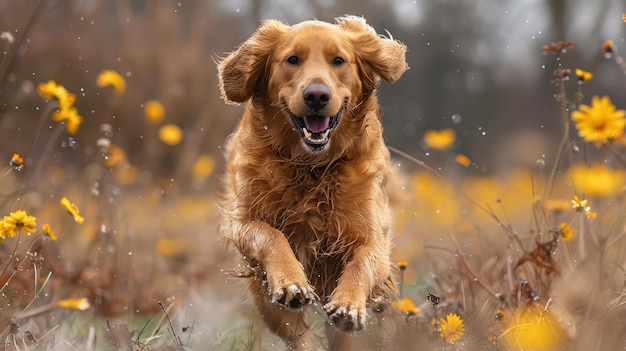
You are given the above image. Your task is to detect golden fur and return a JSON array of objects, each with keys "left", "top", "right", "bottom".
[{"left": 218, "top": 16, "right": 407, "bottom": 350}]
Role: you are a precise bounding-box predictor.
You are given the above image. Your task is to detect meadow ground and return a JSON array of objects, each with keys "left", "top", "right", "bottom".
[{"left": 2, "top": 2, "right": 626, "bottom": 351}]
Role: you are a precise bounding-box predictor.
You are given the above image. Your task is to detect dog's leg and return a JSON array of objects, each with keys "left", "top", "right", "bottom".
[
  {"left": 323, "top": 242, "right": 390, "bottom": 332},
  {"left": 251, "top": 279, "right": 322, "bottom": 351},
  {"left": 236, "top": 220, "right": 316, "bottom": 308}
]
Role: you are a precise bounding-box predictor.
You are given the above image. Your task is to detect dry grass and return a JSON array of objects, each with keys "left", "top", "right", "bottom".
[{"left": 1, "top": 2, "right": 626, "bottom": 350}]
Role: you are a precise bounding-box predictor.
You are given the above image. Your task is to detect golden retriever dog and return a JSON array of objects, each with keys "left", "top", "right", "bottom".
[{"left": 218, "top": 15, "right": 407, "bottom": 350}]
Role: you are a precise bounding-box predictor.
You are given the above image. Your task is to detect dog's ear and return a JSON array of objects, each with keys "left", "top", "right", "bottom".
[
  {"left": 337, "top": 16, "right": 408, "bottom": 92},
  {"left": 218, "top": 20, "right": 288, "bottom": 104}
]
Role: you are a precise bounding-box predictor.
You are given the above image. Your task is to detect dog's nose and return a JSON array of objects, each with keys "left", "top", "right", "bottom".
[{"left": 303, "top": 84, "right": 330, "bottom": 110}]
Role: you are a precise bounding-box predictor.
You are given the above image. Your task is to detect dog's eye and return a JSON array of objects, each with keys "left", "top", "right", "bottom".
[
  {"left": 333, "top": 56, "right": 345, "bottom": 65},
  {"left": 287, "top": 56, "right": 299, "bottom": 65}
]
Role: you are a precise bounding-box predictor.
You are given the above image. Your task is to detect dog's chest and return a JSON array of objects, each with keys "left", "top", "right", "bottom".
[{"left": 252, "top": 165, "right": 346, "bottom": 233}]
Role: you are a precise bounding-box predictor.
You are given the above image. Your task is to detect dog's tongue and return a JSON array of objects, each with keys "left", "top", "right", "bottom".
[{"left": 304, "top": 116, "right": 330, "bottom": 133}]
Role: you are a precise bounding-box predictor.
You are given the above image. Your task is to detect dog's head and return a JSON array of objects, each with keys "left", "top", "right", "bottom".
[{"left": 218, "top": 16, "right": 407, "bottom": 155}]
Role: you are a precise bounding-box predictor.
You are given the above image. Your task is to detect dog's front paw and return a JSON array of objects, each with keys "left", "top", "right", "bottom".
[
  {"left": 323, "top": 299, "right": 366, "bottom": 332},
  {"left": 270, "top": 283, "right": 315, "bottom": 309}
]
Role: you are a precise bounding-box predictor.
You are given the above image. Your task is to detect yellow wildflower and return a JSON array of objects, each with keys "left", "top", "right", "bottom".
[
  {"left": 0, "top": 210, "right": 37, "bottom": 239},
  {"left": 52, "top": 107, "right": 83, "bottom": 135},
  {"left": 572, "top": 195, "right": 597, "bottom": 219},
  {"left": 559, "top": 223, "right": 574, "bottom": 241},
  {"left": 105, "top": 144, "right": 127, "bottom": 167},
  {"left": 570, "top": 164, "right": 625, "bottom": 197},
  {"left": 38, "top": 80, "right": 82, "bottom": 134},
  {"left": 158, "top": 124, "right": 183, "bottom": 145},
  {"left": 10, "top": 153, "right": 24, "bottom": 171},
  {"left": 571, "top": 96, "right": 626, "bottom": 146},
  {"left": 602, "top": 40, "right": 615, "bottom": 54},
  {"left": 439, "top": 313, "right": 465, "bottom": 342},
  {"left": 423, "top": 128, "right": 456, "bottom": 150},
  {"left": 144, "top": 100, "right": 165, "bottom": 124},
  {"left": 37, "top": 80, "right": 76, "bottom": 110},
  {"left": 60, "top": 197, "right": 84, "bottom": 224},
  {"left": 42, "top": 223, "right": 57, "bottom": 240},
  {"left": 155, "top": 237, "right": 187, "bottom": 256},
  {"left": 397, "top": 261, "right": 408, "bottom": 271},
  {"left": 392, "top": 297, "right": 420, "bottom": 315},
  {"left": 192, "top": 155, "right": 215, "bottom": 180},
  {"left": 502, "top": 304, "right": 566, "bottom": 351},
  {"left": 455, "top": 153, "right": 471, "bottom": 167},
  {"left": 57, "top": 297, "right": 90, "bottom": 311},
  {"left": 571, "top": 195, "right": 588, "bottom": 211},
  {"left": 575, "top": 68, "right": 593, "bottom": 82},
  {"left": 544, "top": 199, "right": 572, "bottom": 214},
  {"left": 96, "top": 70, "right": 126, "bottom": 95}
]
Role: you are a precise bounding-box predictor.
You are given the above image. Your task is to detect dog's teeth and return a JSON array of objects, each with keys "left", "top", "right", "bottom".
[{"left": 303, "top": 128, "right": 313, "bottom": 139}]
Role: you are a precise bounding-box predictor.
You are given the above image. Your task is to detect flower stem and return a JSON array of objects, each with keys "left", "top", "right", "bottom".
[
  {"left": 578, "top": 212, "right": 586, "bottom": 259},
  {"left": 28, "top": 123, "right": 65, "bottom": 186},
  {"left": 545, "top": 77, "right": 571, "bottom": 198}
]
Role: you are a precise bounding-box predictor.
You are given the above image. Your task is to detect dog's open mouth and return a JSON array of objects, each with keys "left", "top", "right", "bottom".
[{"left": 288, "top": 108, "right": 343, "bottom": 152}]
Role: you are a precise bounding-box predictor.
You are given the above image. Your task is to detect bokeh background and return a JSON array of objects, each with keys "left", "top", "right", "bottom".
[{"left": 1, "top": 1, "right": 626, "bottom": 350}]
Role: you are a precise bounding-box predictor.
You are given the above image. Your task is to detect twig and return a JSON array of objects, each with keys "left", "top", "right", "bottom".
[
  {"left": 159, "top": 301, "right": 185, "bottom": 351},
  {"left": 449, "top": 234, "right": 500, "bottom": 300}
]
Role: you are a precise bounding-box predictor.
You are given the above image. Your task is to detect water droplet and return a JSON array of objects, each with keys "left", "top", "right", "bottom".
[{"left": 451, "top": 114, "right": 461, "bottom": 123}]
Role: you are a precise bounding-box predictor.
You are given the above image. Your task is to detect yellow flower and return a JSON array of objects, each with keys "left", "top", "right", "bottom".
[
  {"left": 96, "top": 70, "right": 126, "bottom": 95},
  {"left": 52, "top": 107, "right": 83, "bottom": 135},
  {"left": 558, "top": 223, "right": 575, "bottom": 241},
  {"left": 571, "top": 95, "right": 626, "bottom": 146},
  {"left": 455, "top": 153, "right": 471, "bottom": 167},
  {"left": 0, "top": 210, "right": 37, "bottom": 239},
  {"left": 575, "top": 68, "right": 593, "bottom": 82},
  {"left": 392, "top": 297, "right": 420, "bottom": 315},
  {"left": 60, "top": 197, "right": 84, "bottom": 224},
  {"left": 397, "top": 261, "right": 408, "bottom": 271},
  {"left": 570, "top": 164, "right": 625, "bottom": 197},
  {"left": 158, "top": 124, "right": 183, "bottom": 145},
  {"left": 42, "top": 223, "right": 57, "bottom": 240},
  {"left": 38, "top": 80, "right": 82, "bottom": 134},
  {"left": 571, "top": 195, "right": 588, "bottom": 211},
  {"left": 502, "top": 304, "right": 566, "bottom": 351},
  {"left": 144, "top": 100, "right": 165, "bottom": 124},
  {"left": 10, "top": 153, "right": 24, "bottom": 171},
  {"left": 439, "top": 313, "right": 465, "bottom": 342},
  {"left": 602, "top": 40, "right": 615, "bottom": 54},
  {"left": 424, "top": 128, "right": 456, "bottom": 150},
  {"left": 57, "top": 297, "right": 90, "bottom": 311},
  {"left": 572, "top": 195, "right": 596, "bottom": 219},
  {"left": 544, "top": 199, "right": 572, "bottom": 214},
  {"left": 192, "top": 155, "right": 215, "bottom": 180},
  {"left": 37, "top": 80, "right": 76, "bottom": 110},
  {"left": 105, "top": 144, "right": 127, "bottom": 167},
  {"left": 155, "top": 237, "right": 187, "bottom": 256}
]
